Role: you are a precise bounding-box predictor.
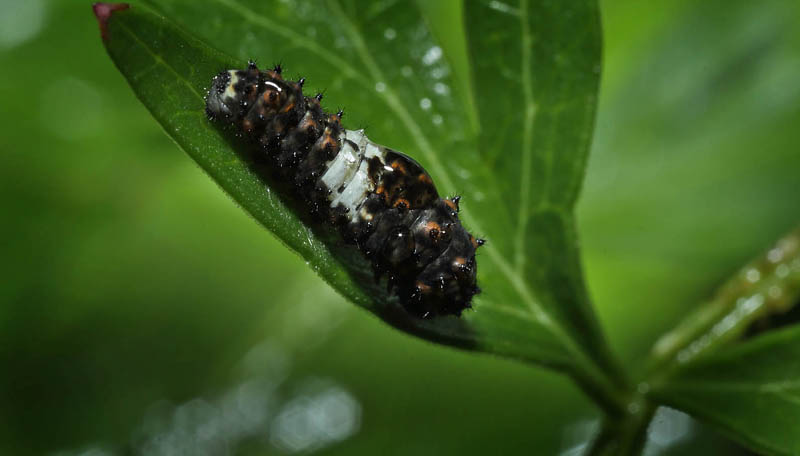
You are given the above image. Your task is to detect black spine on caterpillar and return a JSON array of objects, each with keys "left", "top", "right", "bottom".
[{"left": 205, "top": 62, "right": 483, "bottom": 318}]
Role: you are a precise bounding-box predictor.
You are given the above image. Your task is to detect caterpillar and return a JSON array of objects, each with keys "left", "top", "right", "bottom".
[{"left": 205, "top": 62, "right": 482, "bottom": 318}]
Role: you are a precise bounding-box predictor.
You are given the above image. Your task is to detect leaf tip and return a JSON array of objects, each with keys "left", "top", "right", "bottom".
[{"left": 92, "top": 2, "right": 130, "bottom": 41}]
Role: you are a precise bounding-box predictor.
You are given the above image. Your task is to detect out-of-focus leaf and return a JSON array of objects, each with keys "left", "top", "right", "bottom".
[
  {"left": 653, "top": 324, "right": 800, "bottom": 456},
  {"left": 649, "top": 227, "right": 800, "bottom": 369},
  {"left": 98, "top": 0, "right": 616, "bottom": 394}
]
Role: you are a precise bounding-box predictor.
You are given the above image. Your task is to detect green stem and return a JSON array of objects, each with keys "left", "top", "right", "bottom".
[
  {"left": 586, "top": 398, "right": 655, "bottom": 456},
  {"left": 568, "top": 365, "right": 629, "bottom": 419}
]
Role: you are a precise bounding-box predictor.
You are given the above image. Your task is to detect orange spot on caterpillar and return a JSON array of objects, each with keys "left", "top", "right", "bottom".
[
  {"left": 393, "top": 198, "right": 410, "bottom": 210},
  {"left": 281, "top": 100, "right": 295, "bottom": 113},
  {"left": 425, "top": 221, "right": 442, "bottom": 241},
  {"left": 452, "top": 257, "right": 469, "bottom": 275},
  {"left": 300, "top": 118, "right": 318, "bottom": 132},
  {"left": 415, "top": 281, "right": 432, "bottom": 294},
  {"left": 390, "top": 161, "right": 407, "bottom": 174},
  {"left": 471, "top": 237, "right": 485, "bottom": 249},
  {"left": 242, "top": 118, "right": 254, "bottom": 133}
]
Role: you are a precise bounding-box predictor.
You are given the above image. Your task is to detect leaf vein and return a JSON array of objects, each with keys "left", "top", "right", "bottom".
[
  {"left": 209, "top": 0, "right": 365, "bottom": 83},
  {"left": 116, "top": 21, "right": 204, "bottom": 101},
  {"left": 513, "top": 0, "right": 538, "bottom": 271}
]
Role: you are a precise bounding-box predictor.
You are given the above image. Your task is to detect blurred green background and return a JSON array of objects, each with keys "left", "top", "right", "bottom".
[{"left": 1, "top": 0, "right": 797, "bottom": 454}]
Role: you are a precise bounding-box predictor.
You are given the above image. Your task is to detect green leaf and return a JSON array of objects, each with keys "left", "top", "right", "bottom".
[
  {"left": 461, "top": 0, "right": 619, "bottom": 378},
  {"left": 98, "top": 0, "right": 619, "bottom": 399},
  {"left": 652, "top": 324, "right": 800, "bottom": 456}
]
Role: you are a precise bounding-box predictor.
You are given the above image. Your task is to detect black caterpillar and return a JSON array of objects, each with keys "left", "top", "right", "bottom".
[{"left": 206, "top": 62, "right": 482, "bottom": 318}]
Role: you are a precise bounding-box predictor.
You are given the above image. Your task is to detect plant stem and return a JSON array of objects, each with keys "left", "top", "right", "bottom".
[
  {"left": 585, "top": 397, "right": 655, "bottom": 456},
  {"left": 569, "top": 366, "right": 629, "bottom": 419}
]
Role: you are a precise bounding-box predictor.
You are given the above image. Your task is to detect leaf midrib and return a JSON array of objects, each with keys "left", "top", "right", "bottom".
[
  {"left": 513, "top": 0, "right": 539, "bottom": 272},
  {"left": 119, "top": 20, "right": 204, "bottom": 101}
]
